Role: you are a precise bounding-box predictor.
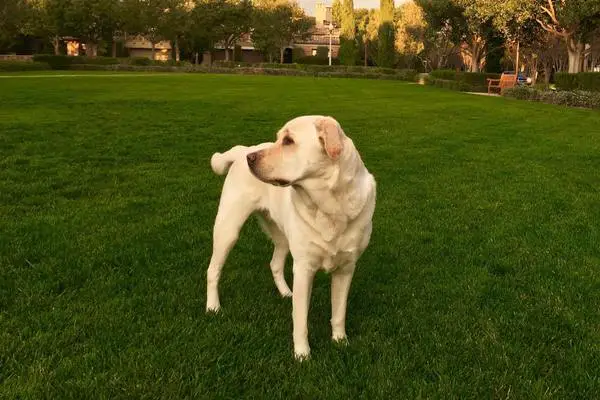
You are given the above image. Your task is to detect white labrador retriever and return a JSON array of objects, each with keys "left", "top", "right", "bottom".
[{"left": 206, "top": 115, "right": 376, "bottom": 359}]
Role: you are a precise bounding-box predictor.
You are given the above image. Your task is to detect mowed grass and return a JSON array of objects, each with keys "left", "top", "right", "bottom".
[{"left": 1, "top": 73, "right": 600, "bottom": 399}]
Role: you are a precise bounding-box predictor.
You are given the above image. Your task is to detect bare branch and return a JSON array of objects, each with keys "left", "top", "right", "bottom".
[{"left": 541, "top": 6, "right": 559, "bottom": 26}]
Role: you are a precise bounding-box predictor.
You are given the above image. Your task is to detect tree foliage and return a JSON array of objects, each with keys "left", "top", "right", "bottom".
[
  {"left": 339, "top": 0, "right": 357, "bottom": 65},
  {"left": 251, "top": 0, "right": 313, "bottom": 63},
  {"left": 377, "top": 0, "right": 395, "bottom": 67}
]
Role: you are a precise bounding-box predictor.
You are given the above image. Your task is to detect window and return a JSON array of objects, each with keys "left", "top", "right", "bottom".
[{"left": 312, "top": 49, "right": 317, "bottom": 56}]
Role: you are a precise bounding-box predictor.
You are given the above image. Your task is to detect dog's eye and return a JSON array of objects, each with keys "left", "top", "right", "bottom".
[{"left": 282, "top": 136, "right": 294, "bottom": 146}]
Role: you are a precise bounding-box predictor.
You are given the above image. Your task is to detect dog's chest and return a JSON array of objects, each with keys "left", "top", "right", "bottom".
[
  {"left": 321, "top": 250, "right": 355, "bottom": 272},
  {"left": 315, "top": 225, "right": 368, "bottom": 272}
]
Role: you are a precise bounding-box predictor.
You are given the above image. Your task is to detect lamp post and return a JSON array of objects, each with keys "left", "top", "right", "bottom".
[{"left": 328, "top": 22, "right": 334, "bottom": 66}]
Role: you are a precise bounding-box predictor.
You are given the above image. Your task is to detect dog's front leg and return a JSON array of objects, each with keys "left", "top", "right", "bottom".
[
  {"left": 331, "top": 263, "right": 356, "bottom": 342},
  {"left": 292, "top": 262, "right": 316, "bottom": 360}
]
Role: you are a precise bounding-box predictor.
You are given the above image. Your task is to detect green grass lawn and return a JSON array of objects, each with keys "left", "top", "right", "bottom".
[{"left": 1, "top": 73, "right": 599, "bottom": 399}]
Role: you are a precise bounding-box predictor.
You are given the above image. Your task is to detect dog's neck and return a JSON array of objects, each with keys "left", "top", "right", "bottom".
[{"left": 291, "top": 139, "right": 371, "bottom": 243}]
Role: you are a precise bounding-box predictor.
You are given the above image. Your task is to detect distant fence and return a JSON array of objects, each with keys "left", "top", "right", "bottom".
[{"left": 0, "top": 55, "right": 33, "bottom": 61}]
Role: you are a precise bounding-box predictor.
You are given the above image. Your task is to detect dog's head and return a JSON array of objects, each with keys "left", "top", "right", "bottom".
[{"left": 247, "top": 116, "right": 346, "bottom": 187}]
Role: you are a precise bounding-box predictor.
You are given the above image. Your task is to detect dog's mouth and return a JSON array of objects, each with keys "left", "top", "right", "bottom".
[
  {"left": 248, "top": 163, "right": 292, "bottom": 187},
  {"left": 270, "top": 179, "right": 292, "bottom": 187}
]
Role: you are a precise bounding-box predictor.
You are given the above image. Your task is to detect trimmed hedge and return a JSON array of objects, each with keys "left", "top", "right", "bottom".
[
  {"left": 503, "top": 86, "right": 600, "bottom": 110},
  {"left": 67, "top": 63, "right": 418, "bottom": 81},
  {"left": 31, "top": 55, "right": 189, "bottom": 69},
  {"left": 213, "top": 60, "right": 251, "bottom": 68},
  {"left": 0, "top": 60, "right": 51, "bottom": 71},
  {"left": 429, "top": 69, "right": 501, "bottom": 92},
  {"left": 32, "top": 54, "right": 74, "bottom": 69},
  {"left": 555, "top": 72, "right": 600, "bottom": 92},
  {"left": 295, "top": 56, "right": 340, "bottom": 65},
  {"left": 425, "top": 76, "right": 472, "bottom": 92}
]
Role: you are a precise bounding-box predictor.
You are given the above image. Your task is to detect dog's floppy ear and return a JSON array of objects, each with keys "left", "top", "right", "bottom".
[{"left": 315, "top": 117, "right": 344, "bottom": 160}]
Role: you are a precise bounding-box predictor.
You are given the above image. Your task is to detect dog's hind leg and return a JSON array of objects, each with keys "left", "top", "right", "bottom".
[
  {"left": 206, "top": 179, "right": 255, "bottom": 312},
  {"left": 257, "top": 215, "right": 292, "bottom": 297}
]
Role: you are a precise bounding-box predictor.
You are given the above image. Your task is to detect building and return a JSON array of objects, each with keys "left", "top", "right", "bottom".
[
  {"left": 124, "top": 35, "right": 172, "bottom": 60},
  {"left": 314, "top": 1, "right": 333, "bottom": 26}
]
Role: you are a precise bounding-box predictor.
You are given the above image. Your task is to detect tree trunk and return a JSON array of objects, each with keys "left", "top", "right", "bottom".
[
  {"left": 174, "top": 38, "right": 180, "bottom": 62},
  {"left": 86, "top": 42, "right": 98, "bottom": 57},
  {"left": 364, "top": 41, "right": 368, "bottom": 66},
  {"left": 194, "top": 52, "right": 199, "bottom": 65},
  {"left": 280, "top": 47, "right": 284, "bottom": 64},
  {"left": 566, "top": 36, "right": 584, "bottom": 73},
  {"left": 53, "top": 37, "right": 60, "bottom": 55},
  {"left": 111, "top": 41, "right": 117, "bottom": 58},
  {"left": 530, "top": 56, "right": 538, "bottom": 85},
  {"left": 543, "top": 62, "right": 552, "bottom": 84},
  {"left": 515, "top": 40, "right": 520, "bottom": 74},
  {"left": 151, "top": 42, "right": 156, "bottom": 60},
  {"left": 467, "top": 34, "right": 485, "bottom": 73}
]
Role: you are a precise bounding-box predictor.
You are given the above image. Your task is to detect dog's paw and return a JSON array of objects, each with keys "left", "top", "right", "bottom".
[
  {"left": 206, "top": 304, "right": 221, "bottom": 314},
  {"left": 280, "top": 290, "right": 292, "bottom": 298},
  {"left": 332, "top": 336, "right": 349, "bottom": 347},
  {"left": 294, "top": 348, "right": 311, "bottom": 362}
]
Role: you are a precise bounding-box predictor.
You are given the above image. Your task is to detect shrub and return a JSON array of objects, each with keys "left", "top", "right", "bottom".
[
  {"left": 315, "top": 46, "right": 329, "bottom": 59},
  {"left": 32, "top": 54, "right": 74, "bottom": 69},
  {"left": 429, "top": 69, "right": 500, "bottom": 92},
  {"left": 0, "top": 60, "right": 51, "bottom": 72},
  {"left": 292, "top": 47, "right": 305, "bottom": 63},
  {"left": 555, "top": 72, "right": 600, "bottom": 92},
  {"left": 429, "top": 69, "right": 457, "bottom": 80},
  {"left": 64, "top": 63, "right": 418, "bottom": 82},
  {"left": 212, "top": 60, "right": 250, "bottom": 68},
  {"left": 71, "top": 56, "right": 120, "bottom": 65},
  {"left": 129, "top": 57, "right": 153, "bottom": 66},
  {"left": 503, "top": 86, "right": 600, "bottom": 109},
  {"left": 295, "top": 56, "right": 340, "bottom": 65},
  {"left": 425, "top": 76, "right": 472, "bottom": 92}
]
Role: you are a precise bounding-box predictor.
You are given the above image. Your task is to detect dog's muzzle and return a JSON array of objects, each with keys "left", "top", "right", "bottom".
[{"left": 247, "top": 152, "right": 291, "bottom": 187}]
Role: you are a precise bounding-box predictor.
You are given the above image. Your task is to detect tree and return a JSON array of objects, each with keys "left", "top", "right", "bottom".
[
  {"left": 356, "top": 8, "right": 376, "bottom": 66},
  {"left": 38, "top": 0, "right": 74, "bottom": 55},
  {"left": 332, "top": 0, "right": 342, "bottom": 25},
  {"left": 0, "top": 0, "right": 30, "bottom": 52},
  {"left": 534, "top": 0, "right": 600, "bottom": 73},
  {"left": 251, "top": 1, "right": 313, "bottom": 63},
  {"left": 339, "top": 0, "right": 357, "bottom": 65},
  {"left": 395, "top": 0, "right": 426, "bottom": 69},
  {"left": 210, "top": 0, "right": 252, "bottom": 61},
  {"left": 466, "top": 1, "right": 539, "bottom": 73},
  {"left": 160, "top": 0, "right": 190, "bottom": 61},
  {"left": 186, "top": 0, "right": 220, "bottom": 64},
  {"left": 377, "top": 0, "right": 395, "bottom": 67},
  {"left": 66, "top": 0, "right": 122, "bottom": 56},
  {"left": 119, "top": 0, "right": 169, "bottom": 59}
]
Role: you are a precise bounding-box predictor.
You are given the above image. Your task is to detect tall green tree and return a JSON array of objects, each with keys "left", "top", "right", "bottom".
[
  {"left": 356, "top": 8, "right": 376, "bottom": 66},
  {"left": 534, "top": 0, "right": 600, "bottom": 73},
  {"left": 38, "top": 0, "right": 74, "bottom": 54},
  {"left": 211, "top": 0, "right": 252, "bottom": 61},
  {"left": 252, "top": 0, "right": 313, "bottom": 63},
  {"left": 377, "top": 0, "right": 395, "bottom": 67},
  {"left": 0, "top": 0, "right": 30, "bottom": 52},
  {"left": 332, "top": 0, "right": 342, "bottom": 25},
  {"left": 66, "top": 0, "right": 122, "bottom": 56},
  {"left": 395, "top": 0, "right": 426, "bottom": 69},
  {"left": 416, "top": 0, "right": 498, "bottom": 72},
  {"left": 186, "top": 0, "right": 220, "bottom": 63},
  {"left": 339, "top": 0, "right": 357, "bottom": 65},
  {"left": 160, "top": 0, "right": 190, "bottom": 61}
]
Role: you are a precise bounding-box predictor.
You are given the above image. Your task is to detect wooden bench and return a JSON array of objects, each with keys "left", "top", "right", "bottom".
[{"left": 488, "top": 73, "right": 517, "bottom": 94}]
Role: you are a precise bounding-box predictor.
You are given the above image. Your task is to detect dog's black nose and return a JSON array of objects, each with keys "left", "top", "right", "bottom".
[{"left": 247, "top": 152, "right": 258, "bottom": 167}]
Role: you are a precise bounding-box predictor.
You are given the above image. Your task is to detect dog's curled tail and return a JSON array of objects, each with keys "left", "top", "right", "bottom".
[{"left": 210, "top": 146, "right": 246, "bottom": 176}]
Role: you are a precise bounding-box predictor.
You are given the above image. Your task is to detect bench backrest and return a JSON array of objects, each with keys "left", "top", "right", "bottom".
[{"left": 500, "top": 73, "right": 517, "bottom": 87}]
